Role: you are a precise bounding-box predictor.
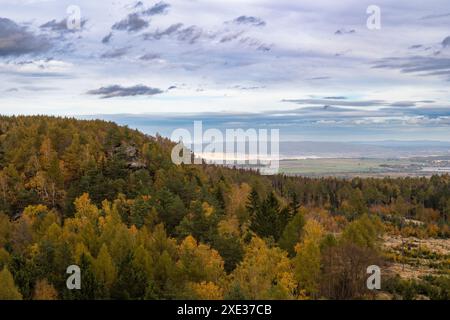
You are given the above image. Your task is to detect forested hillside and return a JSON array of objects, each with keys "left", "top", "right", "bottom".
[{"left": 0, "top": 116, "right": 448, "bottom": 300}]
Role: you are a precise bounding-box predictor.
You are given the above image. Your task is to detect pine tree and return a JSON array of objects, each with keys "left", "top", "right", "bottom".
[
  {"left": 279, "top": 208, "right": 306, "bottom": 256},
  {"left": 250, "top": 192, "right": 280, "bottom": 240},
  {"left": 290, "top": 192, "right": 301, "bottom": 214},
  {"left": 246, "top": 188, "right": 260, "bottom": 215}
]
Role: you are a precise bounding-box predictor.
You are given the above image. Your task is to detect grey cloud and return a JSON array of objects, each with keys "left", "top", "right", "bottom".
[
  {"left": 0, "top": 18, "right": 52, "bottom": 56},
  {"left": 306, "top": 76, "right": 331, "bottom": 80},
  {"left": 421, "top": 12, "right": 450, "bottom": 20},
  {"left": 231, "top": 16, "right": 266, "bottom": 27},
  {"left": 335, "top": 50, "right": 352, "bottom": 57},
  {"left": 40, "top": 18, "right": 87, "bottom": 33},
  {"left": 21, "top": 86, "right": 59, "bottom": 91},
  {"left": 87, "top": 84, "right": 164, "bottom": 98},
  {"left": 409, "top": 44, "right": 423, "bottom": 49},
  {"left": 220, "top": 31, "right": 245, "bottom": 43},
  {"left": 112, "top": 13, "right": 149, "bottom": 32},
  {"left": 144, "top": 24, "right": 204, "bottom": 44},
  {"left": 232, "top": 85, "right": 265, "bottom": 90},
  {"left": 373, "top": 56, "right": 450, "bottom": 80},
  {"left": 142, "top": 23, "right": 183, "bottom": 40},
  {"left": 14, "top": 58, "right": 53, "bottom": 68},
  {"left": 102, "top": 32, "right": 113, "bottom": 44},
  {"left": 442, "top": 36, "right": 450, "bottom": 48},
  {"left": 134, "top": 1, "right": 144, "bottom": 8},
  {"left": 418, "top": 100, "right": 436, "bottom": 103},
  {"left": 389, "top": 101, "right": 418, "bottom": 107},
  {"left": 335, "top": 29, "right": 355, "bottom": 35},
  {"left": 111, "top": 1, "right": 169, "bottom": 33},
  {"left": 238, "top": 36, "right": 272, "bottom": 51},
  {"left": 139, "top": 53, "right": 161, "bottom": 60},
  {"left": 423, "top": 70, "right": 450, "bottom": 76},
  {"left": 323, "top": 96, "right": 347, "bottom": 100},
  {"left": 257, "top": 45, "right": 271, "bottom": 52},
  {"left": 142, "top": 1, "right": 170, "bottom": 16},
  {"left": 100, "top": 47, "right": 129, "bottom": 58},
  {"left": 297, "top": 105, "right": 357, "bottom": 113},
  {"left": 177, "top": 25, "right": 203, "bottom": 44},
  {"left": 141, "top": 20, "right": 269, "bottom": 50}
]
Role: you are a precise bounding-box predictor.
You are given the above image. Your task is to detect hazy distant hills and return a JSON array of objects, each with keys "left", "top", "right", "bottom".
[{"left": 279, "top": 141, "right": 450, "bottom": 159}]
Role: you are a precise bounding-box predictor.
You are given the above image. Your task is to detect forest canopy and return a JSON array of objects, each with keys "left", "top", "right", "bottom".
[{"left": 0, "top": 116, "right": 448, "bottom": 300}]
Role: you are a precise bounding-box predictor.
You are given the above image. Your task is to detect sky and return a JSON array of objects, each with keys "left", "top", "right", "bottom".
[{"left": 1, "top": 0, "right": 450, "bottom": 141}]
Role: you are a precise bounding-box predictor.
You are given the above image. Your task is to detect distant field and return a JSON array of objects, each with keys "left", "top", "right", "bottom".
[{"left": 279, "top": 157, "right": 450, "bottom": 177}]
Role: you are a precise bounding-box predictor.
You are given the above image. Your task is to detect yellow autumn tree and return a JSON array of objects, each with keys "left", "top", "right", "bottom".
[
  {"left": 294, "top": 219, "right": 324, "bottom": 298},
  {"left": 22, "top": 205, "right": 59, "bottom": 239},
  {"left": 93, "top": 244, "right": 118, "bottom": 290},
  {"left": 177, "top": 235, "right": 225, "bottom": 285},
  {"left": 189, "top": 281, "right": 224, "bottom": 300},
  {"left": 69, "top": 194, "right": 102, "bottom": 254},
  {"left": 0, "top": 213, "right": 11, "bottom": 248},
  {"left": 230, "top": 237, "right": 296, "bottom": 300},
  {"left": 108, "top": 223, "right": 134, "bottom": 266},
  {"left": 74, "top": 193, "right": 100, "bottom": 221},
  {"left": 33, "top": 279, "right": 58, "bottom": 300},
  {"left": 73, "top": 242, "right": 93, "bottom": 265},
  {"left": 0, "top": 267, "right": 22, "bottom": 300},
  {"left": 342, "top": 214, "right": 383, "bottom": 249},
  {"left": 132, "top": 245, "right": 153, "bottom": 281},
  {"left": 98, "top": 200, "right": 123, "bottom": 247},
  {"left": 39, "top": 136, "right": 56, "bottom": 170},
  {"left": 217, "top": 215, "right": 241, "bottom": 238},
  {"left": 227, "top": 183, "right": 251, "bottom": 218}
]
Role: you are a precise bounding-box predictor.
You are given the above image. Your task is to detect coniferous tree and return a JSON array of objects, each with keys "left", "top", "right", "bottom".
[
  {"left": 279, "top": 209, "right": 306, "bottom": 256},
  {"left": 250, "top": 192, "right": 280, "bottom": 240}
]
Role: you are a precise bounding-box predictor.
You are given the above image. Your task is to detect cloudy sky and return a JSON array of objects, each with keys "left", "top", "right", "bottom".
[{"left": 1, "top": 0, "right": 450, "bottom": 141}]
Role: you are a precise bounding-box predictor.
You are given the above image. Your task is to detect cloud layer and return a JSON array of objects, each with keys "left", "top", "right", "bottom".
[
  {"left": 87, "top": 84, "right": 164, "bottom": 98},
  {"left": 0, "top": 0, "right": 449, "bottom": 141}
]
